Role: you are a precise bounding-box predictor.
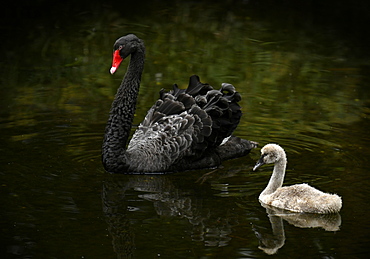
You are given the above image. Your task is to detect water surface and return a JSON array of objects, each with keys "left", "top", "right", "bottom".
[{"left": 1, "top": 1, "right": 370, "bottom": 258}]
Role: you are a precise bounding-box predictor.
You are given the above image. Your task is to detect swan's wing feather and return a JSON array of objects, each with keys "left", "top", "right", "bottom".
[
  {"left": 201, "top": 83, "right": 242, "bottom": 147},
  {"left": 126, "top": 75, "right": 246, "bottom": 172},
  {"left": 185, "top": 75, "right": 213, "bottom": 96},
  {"left": 156, "top": 97, "right": 184, "bottom": 115},
  {"left": 127, "top": 83, "right": 213, "bottom": 171},
  {"left": 128, "top": 109, "right": 209, "bottom": 171},
  {"left": 176, "top": 93, "right": 196, "bottom": 109},
  {"left": 141, "top": 96, "right": 185, "bottom": 126},
  {"left": 162, "top": 75, "right": 242, "bottom": 150}
]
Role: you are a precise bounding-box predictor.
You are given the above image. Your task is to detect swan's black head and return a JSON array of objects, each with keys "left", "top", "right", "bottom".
[{"left": 110, "top": 34, "right": 144, "bottom": 74}]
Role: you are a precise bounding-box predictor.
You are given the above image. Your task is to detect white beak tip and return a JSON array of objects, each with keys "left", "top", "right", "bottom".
[{"left": 110, "top": 67, "right": 117, "bottom": 74}]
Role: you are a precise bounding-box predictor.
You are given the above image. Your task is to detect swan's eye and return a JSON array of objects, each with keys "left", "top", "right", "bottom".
[{"left": 118, "top": 45, "right": 123, "bottom": 50}]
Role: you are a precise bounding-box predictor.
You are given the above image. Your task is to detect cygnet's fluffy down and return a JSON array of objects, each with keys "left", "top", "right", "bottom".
[{"left": 253, "top": 144, "right": 342, "bottom": 214}]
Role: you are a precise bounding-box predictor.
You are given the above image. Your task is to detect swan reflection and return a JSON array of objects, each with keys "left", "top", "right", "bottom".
[
  {"left": 253, "top": 203, "right": 341, "bottom": 255},
  {"left": 102, "top": 174, "right": 239, "bottom": 258}
]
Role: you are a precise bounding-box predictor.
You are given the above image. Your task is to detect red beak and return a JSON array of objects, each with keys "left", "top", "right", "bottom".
[{"left": 110, "top": 49, "right": 123, "bottom": 74}]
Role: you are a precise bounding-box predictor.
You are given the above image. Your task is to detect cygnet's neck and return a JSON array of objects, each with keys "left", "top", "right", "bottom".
[{"left": 261, "top": 155, "right": 287, "bottom": 196}]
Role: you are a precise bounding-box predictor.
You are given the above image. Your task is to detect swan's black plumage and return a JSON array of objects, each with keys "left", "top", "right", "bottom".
[{"left": 102, "top": 34, "right": 257, "bottom": 173}]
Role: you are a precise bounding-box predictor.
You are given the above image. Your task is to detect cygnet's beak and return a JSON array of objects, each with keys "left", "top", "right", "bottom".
[{"left": 253, "top": 157, "right": 265, "bottom": 171}]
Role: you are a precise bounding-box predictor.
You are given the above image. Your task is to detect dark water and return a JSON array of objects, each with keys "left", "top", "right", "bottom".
[{"left": 1, "top": 1, "right": 370, "bottom": 258}]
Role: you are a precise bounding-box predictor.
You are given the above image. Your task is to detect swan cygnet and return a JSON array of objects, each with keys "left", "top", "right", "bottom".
[{"left": 253, "top": 144, "right": 342, "bottom": 214}]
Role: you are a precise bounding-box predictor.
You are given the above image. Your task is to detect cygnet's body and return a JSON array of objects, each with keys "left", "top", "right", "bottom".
[{"left": 253, "top": 144, "right": 342, "bottom": 214}]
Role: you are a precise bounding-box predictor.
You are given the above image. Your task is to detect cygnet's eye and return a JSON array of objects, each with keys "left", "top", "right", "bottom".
[
  {"left": 261, "top": 153, "right": 268, "bottom": 162},
  {"left": 263, "top": 153, "right": 276, "bottom": 162},
  {"left": 271, "top": 154, "right": 278, "bottom": 161}
]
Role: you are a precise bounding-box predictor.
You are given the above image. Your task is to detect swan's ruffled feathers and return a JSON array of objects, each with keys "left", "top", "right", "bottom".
[
  {"left": 127, "top": 108, "right": 210, "bottom": 171},
  {"left": 126, "top": 75, "right": 242, "bottom": 171},
  {"left": 202, "top": 82, "right": 242, "bottom": 147}
]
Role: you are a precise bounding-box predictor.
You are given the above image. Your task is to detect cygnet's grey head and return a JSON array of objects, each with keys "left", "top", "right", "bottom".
[{"left": 253, "top": 144, "right": 286, "bottom": 171}]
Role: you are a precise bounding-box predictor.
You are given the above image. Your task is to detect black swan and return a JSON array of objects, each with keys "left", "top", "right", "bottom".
[
  {"left": 253, "top": 144, "right": 342, "bottom": 213},
  {"left": 102, "top": 34, "right": 257, "bottom": 173}
]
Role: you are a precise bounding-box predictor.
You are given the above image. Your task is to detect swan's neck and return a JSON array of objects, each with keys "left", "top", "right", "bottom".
[
  {"left": 102, "top": 46, "right": 145, "bottom": 172},
  {"left": 261, "top": 157, "right": 287, "bottom": 196}
]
